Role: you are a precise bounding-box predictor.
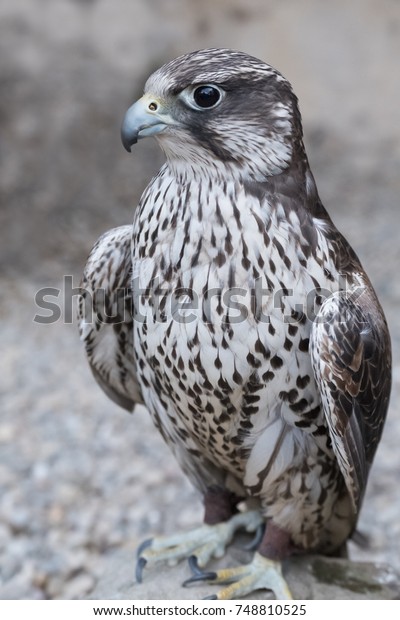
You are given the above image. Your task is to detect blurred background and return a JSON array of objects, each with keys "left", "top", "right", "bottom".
[{"left": 1, "top": 0, "right": 399, "bottom": 599}]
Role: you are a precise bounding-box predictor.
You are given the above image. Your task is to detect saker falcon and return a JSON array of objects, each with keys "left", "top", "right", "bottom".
[{"left": 78, "top": 48, "right": 391, "bottom": 599}]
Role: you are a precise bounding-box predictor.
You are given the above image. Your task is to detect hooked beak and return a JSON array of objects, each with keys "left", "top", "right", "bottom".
[{"left": 121, "top": 94, "right": 173, "bottom": 152}]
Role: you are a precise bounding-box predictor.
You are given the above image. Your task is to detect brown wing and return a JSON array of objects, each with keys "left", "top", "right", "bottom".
[
  {"left": 310, "top": 284, "right": 391, "bottom": 514},
  {"left": 78, "top": 226, "right": 143, "bottom": 412}
]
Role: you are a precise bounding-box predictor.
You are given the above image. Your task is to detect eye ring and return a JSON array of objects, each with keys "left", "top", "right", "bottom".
[{"left": 181, "top": 84, "right": 224, "bottom": 111}]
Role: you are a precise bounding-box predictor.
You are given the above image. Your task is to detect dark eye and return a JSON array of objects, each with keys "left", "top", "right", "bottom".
[{"left": 193, "top": 85, "right": 221, "bottom": 108}]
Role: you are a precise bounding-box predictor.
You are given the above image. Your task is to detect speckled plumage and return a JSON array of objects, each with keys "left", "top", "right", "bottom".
[{"left": 79, "top": 49, "right": 391, "bottom": 560}]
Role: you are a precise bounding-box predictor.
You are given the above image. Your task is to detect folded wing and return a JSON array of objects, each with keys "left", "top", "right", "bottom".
[
  {"left": 311, "top": 285, "right": 391, "bottom": 514},
  {"left": 78, "top": 225, "right": 142, "bottom": 411}
]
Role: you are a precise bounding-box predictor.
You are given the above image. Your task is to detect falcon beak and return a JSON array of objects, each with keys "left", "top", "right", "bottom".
[{"left": 121, "top": 94, "right": 173, "bottom": 152}]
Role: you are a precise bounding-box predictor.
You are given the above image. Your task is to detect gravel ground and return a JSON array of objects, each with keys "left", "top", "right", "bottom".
[{"left": 1, "top": 0, "right": 400, "bottom": 599}]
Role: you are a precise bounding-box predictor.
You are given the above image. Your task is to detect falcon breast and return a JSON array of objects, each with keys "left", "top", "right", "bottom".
[{"left": 79, "top": 48, "right": 391, "bottom": 591}]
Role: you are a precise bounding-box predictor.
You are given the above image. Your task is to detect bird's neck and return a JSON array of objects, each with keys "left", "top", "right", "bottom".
[
  {"left": 139, "top": 158, "right": 308, "bottom": 240},
  {"left": 163, "top": 157, "right": 244, "bottom": 188},
  {"left": 160, "top": 147, "right": 312, "bottom": 209}
]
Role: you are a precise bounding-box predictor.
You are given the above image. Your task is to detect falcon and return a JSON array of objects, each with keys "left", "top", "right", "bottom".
[{"left": 78, "top": 49, "right": 391, "bottom": 599}]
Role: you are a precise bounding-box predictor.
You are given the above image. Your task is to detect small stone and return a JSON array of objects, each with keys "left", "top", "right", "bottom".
[
  {"left": 47, "top": 504, "right": 65, "bottom": 526},
  {"left": 62, "top": 573, "right": 96, "bottom": 600},
  {"left": 0, "top": 522, "right": 11, "bottom": 547},
  {"left": 8, "top": 509, "right": 31, "bottom": 534},
  {"left": 0, "top": 553, "right": 23, "bottom": 582},
  {"left": 0, "top": 425, "right": 15, "bottom": 443},
  {"left": 31, "top": 570, "right": 49, "bottom": 591},
  {"left": 46, "top": 576, "right": 66, "bottom": 600},
  {"left": 32, "top": 462, "right": 51, "bottom": 486},
  {"left": 64, "top": 549, "right": 91, "bottom": 578}
]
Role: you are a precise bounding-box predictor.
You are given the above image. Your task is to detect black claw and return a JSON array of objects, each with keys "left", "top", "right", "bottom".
[
  {"left": 182, "top": 556, "right": 218, "bottom": 587},
  {"left": 136, "top": 557, "right": 147, "bottom": 583},
  {"left": 241, "top": 523, "right": 266, "bottom": 551},
  {"left": 188, "top": 555, "right": 203, "bottom": 575},
  {"left": 183, "top": 572, "right": 218, "bottom": 587},
  {"left": 136, "top": 538, "right": 153, "bottom": 558},
  {"left": 203, "top": 595, "right": 218, "bottom": 600}
]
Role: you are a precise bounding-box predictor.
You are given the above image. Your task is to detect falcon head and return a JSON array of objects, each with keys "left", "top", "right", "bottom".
[{"left": 121, "top": 48, "right": 304, "bottom": 180}]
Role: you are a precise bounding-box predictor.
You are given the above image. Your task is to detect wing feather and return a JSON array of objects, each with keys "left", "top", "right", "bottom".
[
  {"left": 78, "top": 226, "right": 142, "bottom": 411},
  {"left": 311, "top": 284, "right": 391, "bottom": 514}
]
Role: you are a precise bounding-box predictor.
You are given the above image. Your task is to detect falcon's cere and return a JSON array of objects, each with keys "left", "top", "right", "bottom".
[{"left": 78, "top": 49, "right": 391, "bottom": 599}]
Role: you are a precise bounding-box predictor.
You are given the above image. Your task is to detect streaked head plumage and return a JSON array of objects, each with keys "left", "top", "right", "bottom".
[{"left": 122, "top": 48, "right": 304, "bottom": 180}]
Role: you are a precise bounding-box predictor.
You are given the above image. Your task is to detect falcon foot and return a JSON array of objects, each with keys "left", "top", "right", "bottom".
[
  {"left": 135, "top": 510, "right": 263, "bottom": 584},
  {"left": 184, "top": 552, "right": 293, "bottom": 600}
]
